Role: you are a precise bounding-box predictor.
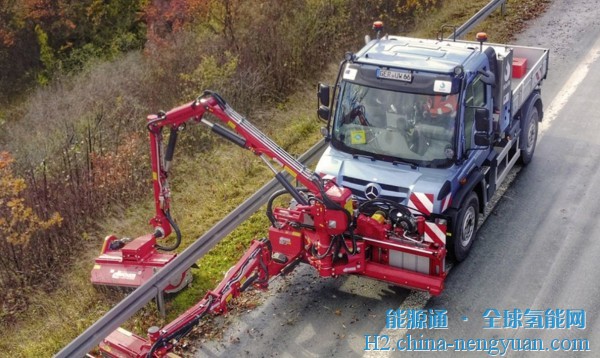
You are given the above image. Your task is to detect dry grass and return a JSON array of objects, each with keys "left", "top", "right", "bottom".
[
  {"left": 1, "top": 245, "right": 119, "bottom": 356},
  {"left": 2, "top": 0, "right": 551, "bottom": 356}
]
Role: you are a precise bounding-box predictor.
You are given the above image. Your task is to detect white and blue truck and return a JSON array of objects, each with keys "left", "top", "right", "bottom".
[{"left": 316, "top": 24, "right": 549, "bottom": 267}]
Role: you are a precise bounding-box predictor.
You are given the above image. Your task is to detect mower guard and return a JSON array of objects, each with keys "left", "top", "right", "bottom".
[{"left": 91, "top": 234, "right": 191, "bottom": 293}]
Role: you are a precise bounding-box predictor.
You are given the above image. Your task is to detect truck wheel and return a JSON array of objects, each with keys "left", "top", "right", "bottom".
[
  {"left": 450, "top": 192, "right": 479, "bottom": 262},
  {"left": 519, "top": 107, "right": 539, "bottom": 165}
]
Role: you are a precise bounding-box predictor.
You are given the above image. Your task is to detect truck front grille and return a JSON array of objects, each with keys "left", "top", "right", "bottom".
[{"left": 341, "top": 176, "right": 409, "bottom": 202}]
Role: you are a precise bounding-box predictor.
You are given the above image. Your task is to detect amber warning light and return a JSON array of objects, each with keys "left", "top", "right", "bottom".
[
  {"left": 476, "top": 32, "right": 488, "bottom": 51},
  {"left": 373, "top": 21, "right": 384, "bottom": 39}
]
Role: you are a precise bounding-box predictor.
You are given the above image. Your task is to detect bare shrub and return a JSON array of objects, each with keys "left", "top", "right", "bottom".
[{"left": 0, "top": 152, "right": 62, "bottom": 316}]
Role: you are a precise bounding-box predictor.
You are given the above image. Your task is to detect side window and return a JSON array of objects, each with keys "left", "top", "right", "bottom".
[{"left": 464, "top": 75, "right": 486, "bottom": 150}]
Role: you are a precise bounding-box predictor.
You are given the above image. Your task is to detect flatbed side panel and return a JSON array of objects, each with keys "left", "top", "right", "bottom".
[
  {"left": 452, "top": 40, "right": 548, "bottom": 114},
  {"left": 510, "top": 46, "right": 549, "bottom": 114}
]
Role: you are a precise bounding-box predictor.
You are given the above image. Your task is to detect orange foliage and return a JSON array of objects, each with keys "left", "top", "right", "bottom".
[
  {"left": 0, "top": 27, "right": 15, "bottom": 46},
  {"left": 145, "top": 0, "right": 211, "bottom": 45},
  {"left": 0, "top": 152, "right": 62, "bottom": 246},
  {"left": 22, "top": 0, "right": 58, "bottom": 20}
]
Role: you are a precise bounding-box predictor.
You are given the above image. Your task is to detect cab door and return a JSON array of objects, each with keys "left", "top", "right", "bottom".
[{"left": 462, "top": 73, "right": 493, "bottom": 166}]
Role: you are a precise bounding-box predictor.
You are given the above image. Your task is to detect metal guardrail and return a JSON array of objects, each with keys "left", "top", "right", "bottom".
[
  {"left": 56, "top": 1, "right": 507, "bottom": 356},
  {"left": 451, "top": 0, "right": 506, "bottom": 40},
  {"left": 55, "top": 139, "right": 326, "bottom": 358}
]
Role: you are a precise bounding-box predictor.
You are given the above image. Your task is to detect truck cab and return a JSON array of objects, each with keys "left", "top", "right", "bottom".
[{"left": 317, "top": 28, "right": 548, "bottom": 261}]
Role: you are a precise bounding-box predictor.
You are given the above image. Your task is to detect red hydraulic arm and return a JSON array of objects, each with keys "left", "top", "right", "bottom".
[
  {"left": 146, "top": 90, "right": 355, "bottom": 251},
  {"left": 99, "top": 91, "right": 448, "bottom": 358},
  {"left": 91, "top": 91, "right": 338, "bottom": 291},
  {"left": 147, "top": 91, "right": 324, "bottom": 241},
  {"left": 100, "top": 238, "right": 286, "bottom": 357}
]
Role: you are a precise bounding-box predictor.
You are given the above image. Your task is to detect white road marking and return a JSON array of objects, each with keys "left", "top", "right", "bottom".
[{"left": 539, "top": 35, "right": 600, "bottom": 139}]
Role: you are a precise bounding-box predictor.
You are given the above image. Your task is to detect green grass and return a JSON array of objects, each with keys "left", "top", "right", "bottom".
[{"left": 2, "top": 1, "right": 551, "bottom": 356}]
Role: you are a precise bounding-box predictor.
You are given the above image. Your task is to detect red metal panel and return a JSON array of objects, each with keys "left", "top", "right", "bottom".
[
  {"left": 99, "top": 328, "right": 150, "bottom": 358},
  {"left": 363, "top": 261, "right": 445, "bottom": 296},
  {"left": 268, "top": 226, "right": 303, "bottom": 258},
  {"left": 122, "top": 234, "right": 156, "bottom": 261}
]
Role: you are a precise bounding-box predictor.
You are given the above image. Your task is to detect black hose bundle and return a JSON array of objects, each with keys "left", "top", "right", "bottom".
[
  {"left": 155, "top": 210, "right": 182, "bottom": 251},
  {"left": 358, "top": 197, "right": 420, "bottom": 234}
]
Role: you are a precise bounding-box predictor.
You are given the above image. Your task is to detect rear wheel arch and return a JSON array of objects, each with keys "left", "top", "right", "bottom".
[{"left": 519, "top": 104, "right": 540, "bottom": 165}]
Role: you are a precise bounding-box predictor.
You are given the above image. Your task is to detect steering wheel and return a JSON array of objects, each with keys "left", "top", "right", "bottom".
[
  {"left": 406, "top": 105, "right": 419, "bottom": 129},
  {"left": 405, "top": 126, "right": 429, "bottom": 156}
]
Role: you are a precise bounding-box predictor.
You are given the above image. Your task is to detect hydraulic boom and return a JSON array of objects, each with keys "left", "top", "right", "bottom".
[{"left": 99, "top": 91, "right": 448, "bottom": 357}]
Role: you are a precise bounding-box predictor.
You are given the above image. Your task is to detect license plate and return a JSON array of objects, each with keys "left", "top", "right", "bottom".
[{"left": 377, "top": 68, "right": 412, "bottom": 82}]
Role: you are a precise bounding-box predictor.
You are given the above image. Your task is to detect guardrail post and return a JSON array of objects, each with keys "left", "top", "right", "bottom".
[{"left": 157, "top": 291, "right": 166, "bottom": 317}]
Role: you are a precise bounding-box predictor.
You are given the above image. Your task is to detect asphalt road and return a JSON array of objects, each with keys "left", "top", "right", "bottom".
[{"left": 195, "top": 1, "right": 600, "bottom": 356}]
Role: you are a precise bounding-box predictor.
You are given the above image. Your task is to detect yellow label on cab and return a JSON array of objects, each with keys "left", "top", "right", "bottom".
[{"left": 350, "top": 130, "right": 366, "bottom": 144}]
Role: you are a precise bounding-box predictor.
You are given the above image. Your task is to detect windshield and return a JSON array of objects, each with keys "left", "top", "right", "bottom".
[{"left": 332, "top": 82, "right": 457, "bottom": 168}]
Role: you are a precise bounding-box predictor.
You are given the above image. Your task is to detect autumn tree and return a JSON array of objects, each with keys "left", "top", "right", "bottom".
[
  {"left": 0, "top": 152, "right": 62, "bottom": 246},
  {"left": 0, "top": 0, "right": 147, "bottom": 102},
  {"left": 144, "top": 0, "right": 213, "bottom": 47},
  {"left": 0, "top": 0, "right": 40, "bottom": 101}
]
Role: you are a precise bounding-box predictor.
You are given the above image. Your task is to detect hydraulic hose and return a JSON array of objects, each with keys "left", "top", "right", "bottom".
[
  {"left": 155, "top": 210, "right": 182, "bottom": 251},
  {"left": 266, "top": 189, "right": 289, "bottom": 227},
  {"left": 311, "top": 235, "right": 338, "bottom": 259},
  {"left": 358, "top": 197, "right": 423, "bottom": 216},
  {"left": 266, "top": 188, "right": 313, "bottom": 227},
  {"left": 358, "top": 198, "right": 419, "bottom": 234}
]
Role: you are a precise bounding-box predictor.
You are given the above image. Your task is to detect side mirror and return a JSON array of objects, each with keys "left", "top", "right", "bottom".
[
  {"left": 317, "top": 105, "right": 330, "bottom": 122},
  {"left": 474, "top": 132, "right": 491, "bottom": 146},
  {"left": 475, "top": 108, "right": 490, "bottom": 132},
  {"left": 318, "top": 83, "right": 330, "bottom": 107},
  {"left": 478, "top": 69, "right": 496, "bottom": 86}
]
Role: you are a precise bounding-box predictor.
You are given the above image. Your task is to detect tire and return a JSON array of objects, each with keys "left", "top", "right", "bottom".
[
  {"left": 519, "top": 106, "right": 539, "bottom": 165},
  {"left": 449, "top": 192, "right": 479, "bottom": 262}
]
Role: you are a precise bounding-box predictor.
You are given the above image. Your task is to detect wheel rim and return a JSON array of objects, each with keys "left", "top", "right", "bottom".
[
  {"left": 461, "top": 206, "right": 476, "bottom": 247},
  {"left": 526, "top": 119, "right": 537, "bottom": 153}
]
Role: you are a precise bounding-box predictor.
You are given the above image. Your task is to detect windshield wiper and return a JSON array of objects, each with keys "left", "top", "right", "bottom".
[
  {"left": 352, "top": 153, "right": 377, "bottom": 161},
  {"left": 423, "top": 158, "right": 453, "bottom": 169},
  {"left": 392, "top": 159, "right": 418, "bottom": 170},
  {"left": 352, "top": 152, "right": 418, "bottom": 169}
]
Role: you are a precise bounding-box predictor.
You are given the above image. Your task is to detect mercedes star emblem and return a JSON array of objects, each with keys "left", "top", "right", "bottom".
[{"left": 364, "top": 183, "right": 381, "bottom": 200}]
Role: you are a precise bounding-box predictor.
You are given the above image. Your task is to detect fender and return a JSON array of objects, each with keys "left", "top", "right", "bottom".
[
  {"left": 449, "top": 169, "right": 485, "bottom": 212},
  {"left": 518, "top": 90, "right": 543, "bottom": 150}
]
